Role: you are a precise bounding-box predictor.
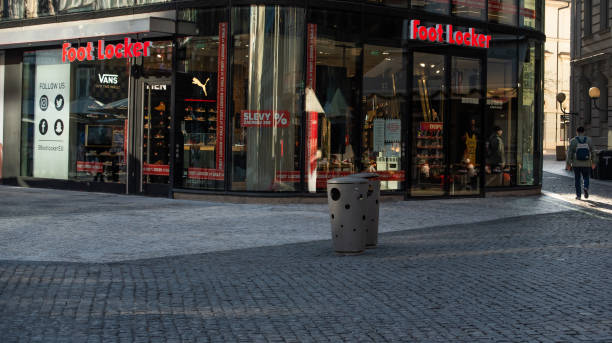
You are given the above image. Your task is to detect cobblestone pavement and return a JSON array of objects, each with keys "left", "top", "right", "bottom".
[
  {"left": 542, "top": 154, "right": 612, "bottom": 216},
  {"left": 1, "top": 164, "right": 611, "bottom": 342},
  {"left": 0, "top": 186, "right": 566, "bottom": 263}
]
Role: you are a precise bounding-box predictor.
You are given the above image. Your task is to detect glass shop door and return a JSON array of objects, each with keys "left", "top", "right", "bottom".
[
  {"left": 409, "top": 50, "right": 485, "bottom": 197},
  {"left": 132, "top": 79, "right": 172, "bottom": 195}
]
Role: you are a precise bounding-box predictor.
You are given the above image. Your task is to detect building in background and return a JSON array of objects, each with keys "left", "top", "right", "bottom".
[
  {"left": 570, "top": 0, "right": 612, "bottom": 150},
  {"left": 0, "top": 0, "right": 545, "bottom": 199},
  {"left": 544, "top": 0, "right": 571, "bottom": 154}
]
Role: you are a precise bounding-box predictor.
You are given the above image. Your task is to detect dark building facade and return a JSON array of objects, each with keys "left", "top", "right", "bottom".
[
  {"left": 570, "top": 0, "right": 612, "bottom": 150},
  {"left": 0, "top": 0, "right": 545, "bottom": 199}
]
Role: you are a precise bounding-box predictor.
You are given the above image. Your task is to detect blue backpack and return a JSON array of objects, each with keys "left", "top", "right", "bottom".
[{"left": 575, "top": 137, "right": 590, "bottom": 161}]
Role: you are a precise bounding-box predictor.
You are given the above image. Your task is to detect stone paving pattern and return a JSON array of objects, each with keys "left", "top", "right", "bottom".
[
  {"left": 1, "top": 210, "right": 611, "bottom": 342},
  {"left": 0, "top": 157, "right": 611, "bottom": 342}
]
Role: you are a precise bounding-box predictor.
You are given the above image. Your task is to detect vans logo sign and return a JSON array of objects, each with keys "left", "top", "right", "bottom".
[{"left": 98, "top": 74, "right": 118, "bottom": 84}]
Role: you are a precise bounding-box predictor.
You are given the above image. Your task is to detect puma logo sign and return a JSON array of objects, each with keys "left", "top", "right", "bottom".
[{"left": 192, "top": 77, "right": 210, "bottom": 96}]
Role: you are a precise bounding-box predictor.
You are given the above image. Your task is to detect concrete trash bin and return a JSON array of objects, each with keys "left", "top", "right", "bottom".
[
  {"left": 327, "top": 176, "right": 369, "bottom": 254},
  {"left": 352, "top": 172, "right": 380, "bottom": 248}
]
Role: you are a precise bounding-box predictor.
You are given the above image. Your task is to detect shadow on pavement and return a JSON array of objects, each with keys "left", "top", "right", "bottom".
[{"left": 582, "top": 199, "right": 612, "bottom": 211}]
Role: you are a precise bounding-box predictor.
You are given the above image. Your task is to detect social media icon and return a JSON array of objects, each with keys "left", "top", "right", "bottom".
[
  {"left": 39, "top": 95, "right": 49, "bottom": 111},
  {"left": 54, "top": 94, "right": 64, "bottom": 111},
  {"left": 54, "top": 119, "right": 64, "bottom": 136},
  {"left": 39, "top": 119, "right": 48, "bottom": 135}
]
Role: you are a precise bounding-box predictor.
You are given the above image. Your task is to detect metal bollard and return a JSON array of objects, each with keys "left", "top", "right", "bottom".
[
  {"left": 327, "top": 177, "right": 368, "bottom": 254},
  {"left": 352, "top": 173, "right": 381, "bottom": 248}
]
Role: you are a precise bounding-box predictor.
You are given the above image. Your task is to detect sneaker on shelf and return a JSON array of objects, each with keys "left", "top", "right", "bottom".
[{"left": 154, "top": 102, "right": 166, "bottom": 111}]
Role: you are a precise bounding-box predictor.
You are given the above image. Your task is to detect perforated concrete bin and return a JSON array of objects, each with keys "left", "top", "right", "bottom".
[
  {"left": 352, "top": 172, "right": 380, "bottom": 248},
  {"left": 327, "top": 177, "right": 369, "bottom": 254}
]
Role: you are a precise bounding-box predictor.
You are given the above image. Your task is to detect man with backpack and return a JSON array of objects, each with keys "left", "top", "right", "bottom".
[{"left": 566, "top": 127, "right": 596, "bottom": 199}]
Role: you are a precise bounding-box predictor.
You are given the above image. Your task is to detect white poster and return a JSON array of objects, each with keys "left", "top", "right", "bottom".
[
  {"left": 34, "top": 53, "right": 70, "bottom": 179},
  {"left": 373, "top": 119, "right": 385, "bottom": 152},
  {"left": 385, "top": 119, "right": 401, "bottom": 142},
  {"left": 0, "top": 52, "right": 4, "bottom": 179}
]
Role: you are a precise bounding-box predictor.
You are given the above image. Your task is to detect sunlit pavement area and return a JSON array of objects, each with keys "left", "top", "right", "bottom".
[
  {"left": 0, "top": 162, "right": 611, "bottom": 342},
  {"left": 542, "top": 153, "right": 612, "bottom": 216}
]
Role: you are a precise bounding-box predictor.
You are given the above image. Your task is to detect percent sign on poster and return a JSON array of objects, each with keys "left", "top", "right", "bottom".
[{"left": 240, "top": 110, "right": 291, "bottom": 128}]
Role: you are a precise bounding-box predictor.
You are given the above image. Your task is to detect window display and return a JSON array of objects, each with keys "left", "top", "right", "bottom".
[
  {"left": 449, "top": 56, "right": 482, "bottom": 195},
  {"left": 177, "top": 8, "right": 227, "bottom": 190},
  {"left": 486, "top": 35, "right": 518, "bottom": 187},
  {"left": 362, "top": 45, "right": 405, "bottom": 191},
  {"left": 21, "top": 49, "right": 129, "bottom": 184},
  {"left": 309, "top": 10, "right": 361, "bottom": 192},
  {"left": 411, "top": 52, "right": 446, "bottom": 196}
]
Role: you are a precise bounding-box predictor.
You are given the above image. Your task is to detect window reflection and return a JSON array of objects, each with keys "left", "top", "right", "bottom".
[
  {"left": 1, "top": 1, "right": 24, "bottom": 19},
  {"left": 520, "top": 0, "right": 537, "bottom": 28},
  {"left": 309, "top": 10, "right": 361, "bottom": 192},
  {"left": 486, "top": 35, "right": 518, "bottom": 187},
  {"left": 1, "top": 0, "right": 169, "bottom": 19},
  {"left": 365, "top": 0, "right": 408, "bottom": 8},
  {"left": 230, "top": 6, "right": 304, "bottom": 192},
  {"left": 451, "top": 0, "right": 485, "bottom": 20},
  {"left": 489, "top": 0, "right": 518, "bottom": 25},
  {"left": 411, "top": 0, "right": 449, "bottom": 15},
  {"left": 517, "top": 40, "right": 537, "bottom": 185}
]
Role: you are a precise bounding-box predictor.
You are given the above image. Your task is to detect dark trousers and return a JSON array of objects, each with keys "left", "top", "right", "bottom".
[{"left": 573, "top": 167, "right": 590, "bottom": 198}]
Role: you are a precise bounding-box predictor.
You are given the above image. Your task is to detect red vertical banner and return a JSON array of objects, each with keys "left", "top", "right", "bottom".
[
  {"left": 306, "top": 24, "right": 317, "bottom": 89},
  {"left": 123, "top": 119, "right": 128, "bottom": 163},
  {"left": 216, "top": 22, "right": 228, "bottom": 172},
  {"left": 307, "top": 112, "right": 319, "bottom": 192},
  {"left": 306, "top": 24, "right": 318, "bottom": 192}
]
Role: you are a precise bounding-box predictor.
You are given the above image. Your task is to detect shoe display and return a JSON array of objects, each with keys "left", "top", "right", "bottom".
[{"left": 154, "top": 102, "right": 166, "bottom": 111}]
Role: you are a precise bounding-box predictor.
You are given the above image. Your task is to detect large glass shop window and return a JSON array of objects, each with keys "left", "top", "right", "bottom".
[
  {"left": 519, "top": 0, "right": 537, "bottom": 28},
  {"left": 449, "top": 57, "right": 482, "bottom": 196},
  {"left": 488, "top": 0, "right": 518, "bottom": 25},
  {"left": 361, "top": 17, "right": 406, "bottom": 192},
  {"left": 411, "top": 53, "right": 445, "bottom": 196},
  {"left": 517, "top": 41, "right": 537, "bottom": 185},
  {"left": 1, "top": 0, "right": 169, "bottom": 20},
  {"left": 486, "top": 35, "right": 518, "bottom": 187},
  {"left": 1, "top": 1, "right": 24, "bottom": 19},
  {"left": 362, "top": 15, "right": 406, "bottom": 191},
  {"left": 411, "top": 0, "right": 449, "bottom": 15},
  {"left": 451, "top": 0, "right": 485, "bottom": 20},
  {"left": 230, "top": 6, "right": 304, "bottom": 191},
  {"left": 21, "top": 49, "right": 129, "bottom": 184},
  {"left": 177, "top": 8, "right": 227, "bottom": 190},
  {"left": 365, "top": 0, "right": 408, "bottom": 8},
  {"left": 308, "top": 10, "right": 361, "bottom": 192}
]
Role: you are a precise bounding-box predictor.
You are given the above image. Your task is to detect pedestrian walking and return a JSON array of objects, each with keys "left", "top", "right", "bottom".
[{"left": 566, "top": 126, "right": 596, "bottom": 199}]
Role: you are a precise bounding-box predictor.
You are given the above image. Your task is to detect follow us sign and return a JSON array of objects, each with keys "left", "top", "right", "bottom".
[{"left": 34, "top": 55, "right": 70, "bottom": 180}]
